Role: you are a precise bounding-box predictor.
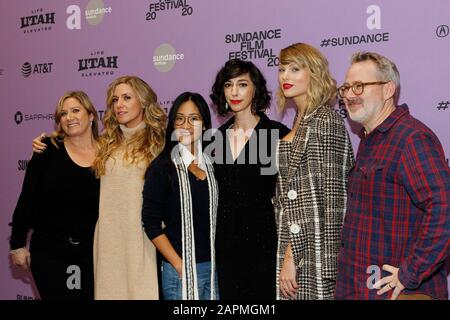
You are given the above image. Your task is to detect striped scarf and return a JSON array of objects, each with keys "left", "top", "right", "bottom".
[{"left": 172, "top": 148, "right": 218, "bottom": 300}]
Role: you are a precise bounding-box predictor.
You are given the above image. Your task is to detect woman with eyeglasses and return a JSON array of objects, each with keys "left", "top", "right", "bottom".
[
  {"left": 274, "top": 43, "right": 354, "bottom": 300},
  {"left": 142, "top": 92, "right": 219, "bottom": 300}
]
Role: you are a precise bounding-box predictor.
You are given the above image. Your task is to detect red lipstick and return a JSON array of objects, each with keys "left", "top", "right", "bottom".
[
  {"left": 283, "top": 83, "right": 293, "bottom": 90},
  {"left": 230, "top": 99, "right": 242, "bottom": 105}
]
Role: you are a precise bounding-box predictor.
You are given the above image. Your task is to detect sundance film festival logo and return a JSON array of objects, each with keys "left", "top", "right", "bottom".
[
  {"left": 336, "top": 100, "right": 348, "bottom": 119},
  {"left": 14, "top": 111, "right": 54, "bottom": 125},
  {"left": 66, "top": 0, "right": 112, "bottom": 30},
  {"left": 146, "top": 0, "right": 193, "bottom": 21},
  {"left": 21, "top": 62, "right": 53, "bottom": 78},
  {"left": 320, "top": 5, "right": 390, "bottom": 48},
  {"left": 226, "top": 28, "right": 282, "bottom": 67},
  {"left": 18, "top": 160, "right": 30, "bottom": 171},
  {"left": 20, "top": 8, "right": 55, "bottom": 34},
  {"left": 78, "top": 50, "right": 118, "bottom": 77},
  {"left": 436, "top": 25, "right": 449, "bottom": 38},
  {"left": 153, "top": 44, "right": 184, "bottom": 73}
]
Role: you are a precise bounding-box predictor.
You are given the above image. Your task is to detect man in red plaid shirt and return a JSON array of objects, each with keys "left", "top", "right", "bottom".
[{"left": 335, "top": 52, "right": 450, "bottom": 300}]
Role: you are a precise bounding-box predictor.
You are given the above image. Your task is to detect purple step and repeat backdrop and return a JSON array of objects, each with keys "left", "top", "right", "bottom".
[{"left": 0, "top": 0, "right": 448, "bottom": 300}]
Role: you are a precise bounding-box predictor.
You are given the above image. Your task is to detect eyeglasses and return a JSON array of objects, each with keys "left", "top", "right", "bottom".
[
  {"left": 174, "top": 115, "right": 203, "bottom": 126},
  {"left": 338, "top": 81, "right": 389, "bottom": 98}
]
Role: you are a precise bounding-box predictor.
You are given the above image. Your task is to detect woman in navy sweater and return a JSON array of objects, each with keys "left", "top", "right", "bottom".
[{"left": 142, "top": 92, "right": 219, "bottom": 300}]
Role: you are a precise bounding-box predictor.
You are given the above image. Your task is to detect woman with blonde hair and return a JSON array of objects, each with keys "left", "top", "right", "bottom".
[
  {"left": 10, "top": 91, "right": 100, "bottom": 300},
  {"left": 274, "top": 43, "right": 354, "bottom": 299},
  {"left": 32, "top": 76, "right": 166, "bottom": 300},
  {"left": 92, "top": 75, "right": 166, "bottom": 299}
]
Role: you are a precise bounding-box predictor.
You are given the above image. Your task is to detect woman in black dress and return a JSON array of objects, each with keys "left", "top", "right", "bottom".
[
  {"left": 210, "top": 59, "right": 290, "bottom": 299},
  {"left": 9, "top": 91, "right": 100, "bottom": 300}
]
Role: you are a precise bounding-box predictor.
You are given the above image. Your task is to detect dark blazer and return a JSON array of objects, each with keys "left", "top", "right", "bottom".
[
  {"left": 273, "top": 106, "right": 355, "bottom": 300},
  {"left": 212, "top": 112, "right": 290, "bottom": 299}
]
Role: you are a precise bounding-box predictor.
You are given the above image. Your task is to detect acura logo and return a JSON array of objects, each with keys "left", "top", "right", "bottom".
[{"left": 436, "top": 25, "right": 449, "bottom": 38}]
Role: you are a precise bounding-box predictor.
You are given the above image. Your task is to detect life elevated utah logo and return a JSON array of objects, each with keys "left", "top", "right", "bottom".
[
  {"left": 20, "top": 8, "right": 55, "bottom": 34},
  {"left": 146, "top": 0, "right": 193, "bottom": 21},
  {"left": 21, "top": 62, "right": 53, "bottom": 78},
  {"left": 78, "top": 50, "right": 118, "bottom": 78}
]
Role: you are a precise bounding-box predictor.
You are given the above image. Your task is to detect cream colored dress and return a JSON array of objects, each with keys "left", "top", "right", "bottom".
[{"left": 93, "top": 122, "right": 158, "bottom": 300}]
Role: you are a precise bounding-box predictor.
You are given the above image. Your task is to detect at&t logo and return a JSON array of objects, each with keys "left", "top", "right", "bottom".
[{"left": 21, "top": 62, "right": 53, "bottom": 78}]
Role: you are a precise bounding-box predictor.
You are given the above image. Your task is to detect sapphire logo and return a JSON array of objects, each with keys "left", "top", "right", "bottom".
[
  {"left": 14, "top": 111, "right": 53, "bottom": 124},
  {"left": 21, "top": 62, "right": 53, "bottom": 78},
  {"left": 15, "top": 111, "right": 23, "bottom": 124},
  {"left": 21, "top": 62, "right": 32, "bottom": 77},
  {"left": 436, "top": 25, "right": 449, "bottom": 38}
]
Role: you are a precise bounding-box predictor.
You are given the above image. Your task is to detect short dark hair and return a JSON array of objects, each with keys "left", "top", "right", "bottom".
[
  {"left": 210, "top": 59, "right": 271, "bottom": 115},
  {"left": 161, "top": 91, "right": 212, "bottom": 157}
]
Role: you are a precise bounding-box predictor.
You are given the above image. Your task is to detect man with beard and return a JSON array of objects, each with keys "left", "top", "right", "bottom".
[{"left": 334, "top": 52, "right": 450, "bottom": 300}]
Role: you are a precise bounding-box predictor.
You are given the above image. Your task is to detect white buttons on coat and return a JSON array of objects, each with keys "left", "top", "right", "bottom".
[
  {"left": 290, "top": 223, "right": 300, "bottom": 234},
  {"left": 287, "top": 190, "right": 297, "bottom": 200}
]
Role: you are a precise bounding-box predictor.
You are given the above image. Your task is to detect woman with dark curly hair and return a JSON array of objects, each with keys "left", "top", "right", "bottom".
[{"left": 210, "top": 59, "right": 290, "bottom": 299}]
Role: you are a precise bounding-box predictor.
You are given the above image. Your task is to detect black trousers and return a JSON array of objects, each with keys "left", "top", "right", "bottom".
[
  {"left": 29, "top": 232, "right": 94, "bottom": 300},
  {"left": 216, "top": 252, "right": 276, "bottom": 300}
]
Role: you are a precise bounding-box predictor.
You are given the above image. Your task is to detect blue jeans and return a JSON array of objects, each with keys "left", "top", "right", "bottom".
[{"left": 162, "top": 261, "right": 219, "bottom": 300}]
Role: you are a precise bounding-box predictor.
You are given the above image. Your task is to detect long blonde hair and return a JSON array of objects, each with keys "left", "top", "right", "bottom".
[
  {"left": 93, "top": 76, "right": 166, "bottom": 177},
  {"left": 50, "top": 91, "right": 99, "bottom": 147},
  {"left": 277, "top": 43, "right": 337, "bottom": 114}
]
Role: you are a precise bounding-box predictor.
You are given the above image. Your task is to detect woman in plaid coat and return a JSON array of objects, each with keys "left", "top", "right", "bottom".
[{"left": 274, "top": 43, "right": 354, "bottom": 299}]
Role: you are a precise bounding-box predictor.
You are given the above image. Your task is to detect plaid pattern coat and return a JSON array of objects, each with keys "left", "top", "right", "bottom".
[{"left": 273, "top": 106, "right": 354, "bottom": 300}]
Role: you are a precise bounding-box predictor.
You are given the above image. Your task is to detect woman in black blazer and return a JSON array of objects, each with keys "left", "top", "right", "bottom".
[{"left": 210, "top": 59, "right": 290, "bottom": 299}]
